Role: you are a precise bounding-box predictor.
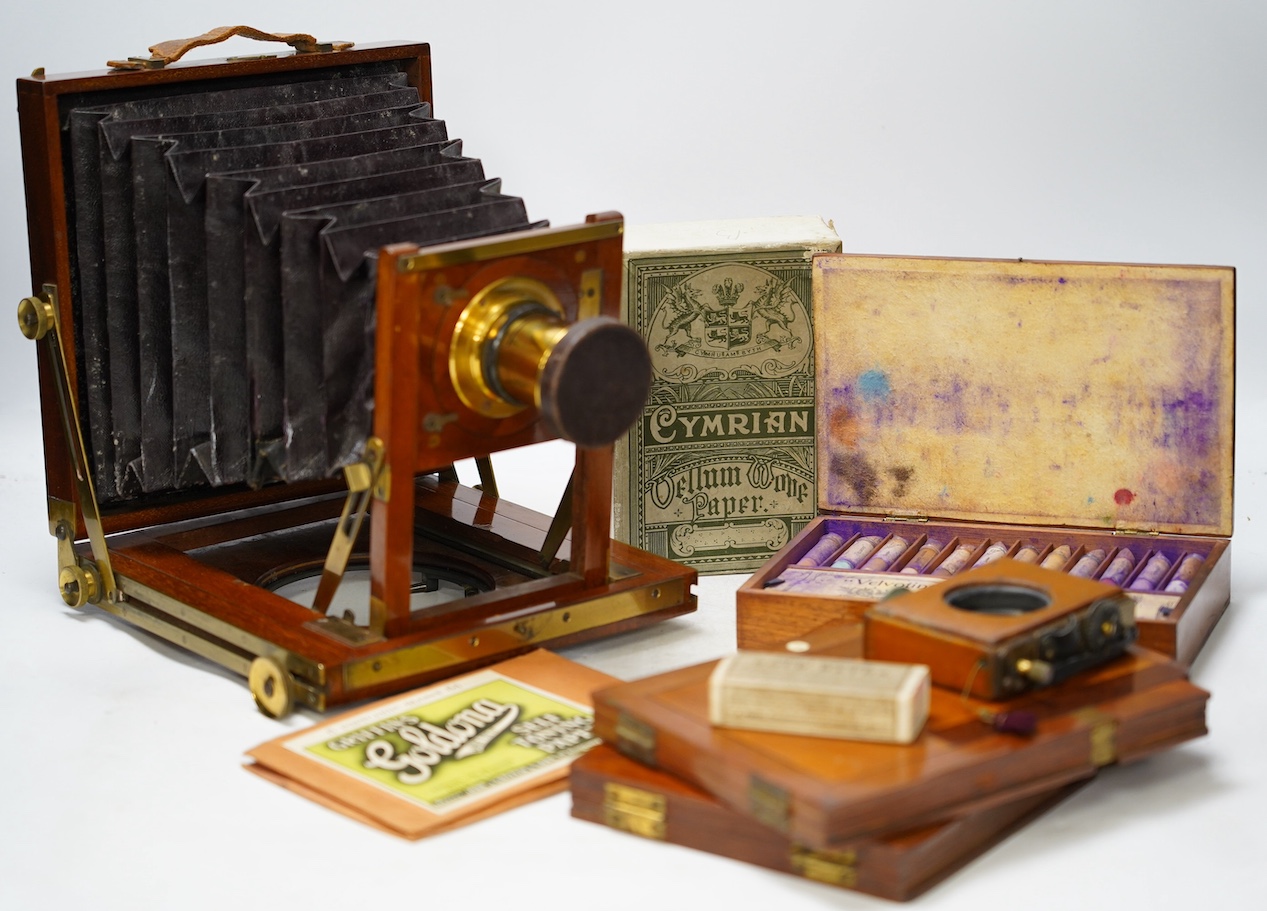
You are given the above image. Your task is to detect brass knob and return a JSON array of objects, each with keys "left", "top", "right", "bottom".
[
  {"left": 248, "top": 655, "right": 295, "bottom": 719},
  {"left": 1083, "top": 597, "right": 1127, "bottom": 649},
  {"left": 59, "top": 563, "right": 100, "bottom": 608},
  {"left": 1014, "top": 657, "right": 1054, "bottom": 685},
  {"left": 17, "top": 294, "right": 55, "bottom": 341}
]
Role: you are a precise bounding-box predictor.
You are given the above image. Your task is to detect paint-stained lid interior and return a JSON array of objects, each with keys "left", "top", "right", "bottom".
[{"left": 812, "top": 254, "right": 1234, "bottom": 537}]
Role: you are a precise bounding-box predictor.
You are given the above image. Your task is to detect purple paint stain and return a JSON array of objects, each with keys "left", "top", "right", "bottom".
[
  {"left": 829, "top": 383, "right": 859, "bottom": 411},
  {"left": 1157, "top": 388, "right": 1219, "bottom": 456},
  {"left": 1058, "top": 277, "right": 1067, "bottom": 284},
  {"left": 931, "top": 375, "right": 970, "bottom": 433},
  {"left": 1163, "top": 392, "right": 1212, "bottom": 412}
]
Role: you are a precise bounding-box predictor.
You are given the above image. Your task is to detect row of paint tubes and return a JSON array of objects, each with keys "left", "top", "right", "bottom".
[{"left": 796, "top": 532, "right": 1204, "bottom": 595}]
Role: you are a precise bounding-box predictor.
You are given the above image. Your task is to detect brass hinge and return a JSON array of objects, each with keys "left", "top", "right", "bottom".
[
  {"left": 614, "top": 711, "right": 657, "bottom": 767},
  {"left": 749, "top": 775, "right": 791, "bottom": 833},
  {"left": 602, "top": 782, "right": 667, "bottom": 841},
  {"left": 1113, "top": 527, "right": 1160, "bottom": 537},
  {"left": 1077, "top": 709, "right": 1118, "bottom": 767},
  {"left": 882, "top": 514, "right": 928, "bottom": 524},
  {"left": 790, "top": 845, "right": 859, "bottom": 888}
]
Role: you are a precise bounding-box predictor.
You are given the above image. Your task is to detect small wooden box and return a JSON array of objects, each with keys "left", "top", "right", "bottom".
[
  {"left": 864, "top": 558, "right": 1136, "bottom": 700},
  {"left": 738, "top": 254, "right": 1234, "bottom": 665},
  {"left": 570, "top": 743, "right": 1081, "bottom": 902},
  {"left": 592, "top": 646, "right": 1207, "bottom": 849}
]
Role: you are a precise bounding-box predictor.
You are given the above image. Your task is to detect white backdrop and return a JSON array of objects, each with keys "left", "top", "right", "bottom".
[{"left": 1, "top": 3, "right": 1265, "bottom": 909}]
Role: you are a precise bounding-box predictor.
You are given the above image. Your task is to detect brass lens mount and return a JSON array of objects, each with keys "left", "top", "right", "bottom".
[
  {"left": 449, "top": 276, "right": 565, "bottom": 420},
  {"left": 448, "top": 275, "right": 653, "bottom": 448}
]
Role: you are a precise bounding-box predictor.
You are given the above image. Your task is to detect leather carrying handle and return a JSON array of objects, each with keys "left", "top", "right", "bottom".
[{"left": 108, "top": 25, "right": 353, "bottom": 70}]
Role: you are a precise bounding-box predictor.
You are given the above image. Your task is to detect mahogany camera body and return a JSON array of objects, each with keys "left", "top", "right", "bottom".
[{"left": 16, "top": 32, "right": 695, "bottom": 716}]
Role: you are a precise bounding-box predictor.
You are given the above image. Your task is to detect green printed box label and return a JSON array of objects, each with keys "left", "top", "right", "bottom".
[{"left": 619, "top": 253, "right": 819, "bottom": 574}]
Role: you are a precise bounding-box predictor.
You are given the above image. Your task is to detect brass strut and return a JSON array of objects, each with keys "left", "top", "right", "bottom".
[
  {"left": 18, "top": 284, "right": 119, "bottom": 606},
  {"left": 311, "top": 436, "right": 387, "bottom": 620}
]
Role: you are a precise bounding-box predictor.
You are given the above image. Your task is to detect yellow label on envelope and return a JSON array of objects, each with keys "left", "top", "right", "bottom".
[{"left": 286, "top": 670, "right": 598, "bottom": 814}]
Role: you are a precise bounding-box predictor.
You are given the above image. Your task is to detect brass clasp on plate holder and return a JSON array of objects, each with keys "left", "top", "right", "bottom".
[
  {"left": 602, "top": 782, "right": 667, "bottom": 840},
  {"left": 790, "top": 845, "right": 859, "bottom": 888},
  {"left": 1076, "top": 708, "right": 1119, "bottom": 767},
  {"left": 749, "top": 775, "right": 791, "bottom": 833},
  {"left": 615, "top": 712, "right": 658, "bottom": 767}
]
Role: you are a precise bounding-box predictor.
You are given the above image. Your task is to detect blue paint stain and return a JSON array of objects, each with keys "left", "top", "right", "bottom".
[{"left": 858, "top": 369, "right": 892, "bottom": 402}]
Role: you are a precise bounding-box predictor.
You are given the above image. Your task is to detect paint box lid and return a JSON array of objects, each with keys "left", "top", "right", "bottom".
[{"left": 812, "top": 255, "right": 1234, "bottom": 537}]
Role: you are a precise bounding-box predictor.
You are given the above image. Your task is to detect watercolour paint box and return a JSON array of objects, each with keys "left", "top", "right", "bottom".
[
  {"left": 736, "top": 254, "right": 1234, "bottom": 666},
  {"left": 613, "top": 217, "right": 842, "bottom": 575}
]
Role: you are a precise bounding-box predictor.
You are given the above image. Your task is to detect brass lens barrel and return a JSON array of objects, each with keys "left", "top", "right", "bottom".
[
  {"left": 449, "top": 278, "right": 651, "bottom": 448},
  {"left": 493, "top": 307, "right": 570, "bottom": 408}
]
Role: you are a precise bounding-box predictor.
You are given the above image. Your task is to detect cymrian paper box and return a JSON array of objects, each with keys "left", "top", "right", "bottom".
[{"left": 614, "top": 217, "right": 841, "bottom": 574}]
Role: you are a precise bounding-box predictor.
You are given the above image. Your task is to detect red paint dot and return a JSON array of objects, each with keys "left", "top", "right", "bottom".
[{"left": 1114, "top": 488, "right": 1135, "bottom": 506}]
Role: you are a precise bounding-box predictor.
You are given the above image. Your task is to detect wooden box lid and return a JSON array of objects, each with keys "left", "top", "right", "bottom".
[
  {"left": 813, "top": 255, "right": 1235, "bottom": 537},
  {"left": 592, "top": 646, "right": 1207, "bottom": 849}
]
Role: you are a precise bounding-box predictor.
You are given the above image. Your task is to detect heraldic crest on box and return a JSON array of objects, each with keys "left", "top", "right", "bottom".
[{"left": 15, "top": 27, "right": 696, "bottom": 716}]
